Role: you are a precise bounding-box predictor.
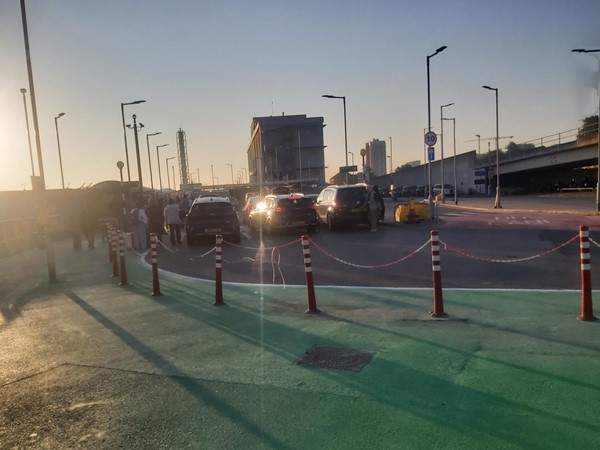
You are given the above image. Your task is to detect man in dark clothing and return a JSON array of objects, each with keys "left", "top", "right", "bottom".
[{"left": 373, "top": 185, "right": 385, "bottom": 222}]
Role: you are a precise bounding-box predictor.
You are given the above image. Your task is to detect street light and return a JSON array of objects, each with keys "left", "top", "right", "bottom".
[
  {"left": 156, "top": 144, "right": 169, "bottom": 193},
  {"left": 116, "top": 161, "right": 127, "bottom": 229},
  {"left": 427, "top": 45, "right": 447, "bottom": 215},
  {"left": 443, "top": 117, "right": 458, "bottom": 204},
  {"left": 166, "top": 156, "right": 175, "bottom": 193},
  {"left": 126, "top": 114, "right": 145, "bottom": 193},
  {"left": 475, "top": 134, "right": 481, "bottom": 155},
  {"left": 226, "top": 163, "right": 234, "bottom": 184},
  {"left": 54, "top": 112, "right": 66, "bottom": 189},
  {"left": 322, "top": 94, "right": 348, "bottom": 184},
  {"left": 121, "top": 100, "right": 146, "bottom": 181},
  {"left": 440, "top": 102, "right": 454, "bottom": 203},
  {"left": 348, "top": 151, "right": 354, "bottom": 166},
  {"left": 482, "top": 85, "right": 501, "bottom": 208},
  {"left": 20, "top": 88, "right": 35, "bottom": 177},
  {"left": 572, "top": 48, "right": 600, "bottom": 212},
  {"left": 146, "top": 131, "right": 161, "bottom": 191}
]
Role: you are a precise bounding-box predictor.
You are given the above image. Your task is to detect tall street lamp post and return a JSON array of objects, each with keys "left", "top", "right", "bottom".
[
  {"left": 322, "top": 94, "right": 348, "bottom": 184},
  {"left": 156, "top": 144, "right": 169, "bottom": 193},
  {"left": 146, "top": 132, "right": 161, "bottom": 191},
  {"left": 572, "top": 48, "right": 600, "bottom": 212},
  {"left": 482, "top": 85, "right": 501, "bottom": 208},
  {"left": 166, "top": 156, "right": 175, "bottom": 193},
  {"left": 348, "top": 151, "right": 354, "bottom": 166},
  {"left": 440, "top": 102, "right": 454, "bottom": 203},
  {"left": 121, "top": 100, "right": 146, "bottom": 182},
  {"left": 54, "top": 112, "right": 66, "bottom": 189},
  {"left": 116, "top": 161, "right": 127, "bottom": 229},
  {"left": 127, "top": 114, "right": 145, "bottom": 193},
  {"left": 226, "top": 163, "right": 234, "bottom": 185},
  {"left": 20, "top": 88, "right": 35, "bottom": 177},
  {"left": 443, "top": 117, "right": 458, "bottom": 204},
  {"left": 426, "top": 45, "right": 447, "bottom": 216}
]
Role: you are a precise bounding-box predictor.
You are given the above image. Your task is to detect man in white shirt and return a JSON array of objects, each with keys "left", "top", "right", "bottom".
[{"left": 163, "top": 198, "right": 182, "bottom": 247}]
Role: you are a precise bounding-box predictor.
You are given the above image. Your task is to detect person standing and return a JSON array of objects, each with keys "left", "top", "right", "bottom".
[
  {"left": 366, "top": 185, "right": 381, "bottom": 232},
  {"left": 79, "top": 201, "right": 98, "bottom": 249},
  {"left": 130, "top": 201, "right": 149, "bottom": 251},
  {"left": 373, "top": 185, "right": 385, "bottom": 223},
  {"left": 163, "top": 198, "right": 182, "bottom": 247},
  {"left": 145, "top": 198, "right": 164, "bottom": 243}
]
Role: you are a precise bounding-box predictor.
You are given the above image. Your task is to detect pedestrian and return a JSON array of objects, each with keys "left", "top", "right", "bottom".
[
  {"left": 373, "top": 185, "right": 385, "bottom": 223},
  {"left": 130, "top": 201, "right": 149, "bottom": 251},
  {"left": 145, "top": 198, "right": 164, "bottom": 243},
  {"left": 163, "top": 198, "right": 182, "bottom": 247},
  {"left": 366, "top": 185, "right": 381, "bottom": 232},
  {"left": 79, "top": 200, "right": 98, "bottom": 249}
]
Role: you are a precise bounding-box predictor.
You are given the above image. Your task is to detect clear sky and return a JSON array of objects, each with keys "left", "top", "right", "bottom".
[{"left": 1, "top": 0, "right": 599, "bottom": 191}]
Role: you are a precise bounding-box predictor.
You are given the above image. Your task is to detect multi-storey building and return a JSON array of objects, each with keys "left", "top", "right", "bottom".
[{"left": 366, "top": 138, "right": 387, "bottom": 176}]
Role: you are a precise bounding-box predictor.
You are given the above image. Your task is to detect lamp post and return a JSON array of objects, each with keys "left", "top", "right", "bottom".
[
  {"left": 572, "top": 48, "right": 600, "bottom": 212},
  {"left": 166, "top": 156, "right": 175, "bottom": 193},
  {"left": 20, "top": 88, "right": 35, "bottom": 177},
  {"left": 348, "top": 151, "right": 354, "bottom": 166},
  {"left": 426, "top": 45, "right": 447, "bottom": 216},
  {"left": 388, "top": 136, "right": 393, "bottom": 173},
  {"left": 482, "top": 85, "right": 501, "bottom": 208},
  {"left": 443, "top": 117, "right": 457, "bottom": 204},
  {"left": 440, "top": 102, "right": 454, "bottom": 203},
  {"left": 476, "top": 134, "right": 481, "bottom": 155},
  {"left": 54, "top": 112, "right": 66, "bottom": 189},
  {"left": 116, "top": 161, "right": 127, "bottom": 228},
  {"left": 121, "top": 100, "right": 146, "bottom": 182},
  {"left": 226, "top": 163, "right": 234, "bottom": 185},
  {"left": 146, "top": 131, "right": 161, "bottom": 191},
  {"left": 156, "top": 144, "right": 168, "bottom": 193},
  {"left": 322, "top": 94, "right": 348, "bottom": 184},
  {"left": 126, "top": 114, "right": 144, "bottom": 193}
]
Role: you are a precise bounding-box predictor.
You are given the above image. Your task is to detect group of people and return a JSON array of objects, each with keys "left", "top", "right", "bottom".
[{"left": 130, "top": 195, "right": 190, "bottom": 251}]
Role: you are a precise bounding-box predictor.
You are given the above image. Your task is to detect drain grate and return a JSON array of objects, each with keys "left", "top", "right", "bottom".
[{"left": 295, "top": 345, "right": 375, "bottom": 372}]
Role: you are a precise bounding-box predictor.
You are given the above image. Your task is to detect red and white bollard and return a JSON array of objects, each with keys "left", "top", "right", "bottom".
[
  {"left": 118, "top": 230, "right": 128, "bottom": 286},
  {"left": 111, "top": 227, "right": 119, "bottom": 277},
  {"left": 107, "top": 224, "right": 114, "bottom": 263},
  {"left": 578, "top": 225, "right": 596, "bottom": 321},
  {"left": 301, "top": 235, "right": 319, "bottom": 314},
  {"left": 150, "top": 233, "right": 161, "bottom": 296},
  {"left": 214, "top": 235, "right": 224, "bottom": 306},
  {"left": 430, "top": 230, "right": 447, "bottom": 317}
]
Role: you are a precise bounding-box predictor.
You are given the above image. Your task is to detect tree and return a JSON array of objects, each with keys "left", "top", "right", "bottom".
[{"left": 578, "top": 115, "right": 598, "bottom": 140}]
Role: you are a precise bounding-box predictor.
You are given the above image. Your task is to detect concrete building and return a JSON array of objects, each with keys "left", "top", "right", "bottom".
[
  {"left": 366, "top": 139, "right": 387, "bottom": 176},
  {"left": 246, "top": 114, "right": 326, "bottom": 190}
]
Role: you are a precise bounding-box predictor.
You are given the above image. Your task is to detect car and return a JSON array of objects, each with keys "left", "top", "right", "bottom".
[
  {"left": 247, "top": 194, "right": 318, "bottom": 235},
  {"left": 185, "top": 196, "right": 241, "bottom": 244},
  {"left": 401, "top": 185, "right": 417, "bottom": 197},
  {"left": 391, "top": 186, "right": 403, "bottom": 201},
  {"left": 415, "top": 185, "right": 427, "bottom": 198},
  {"left": 433, "top": 184, "right": 455, "bottom": 197},
  {"left": 315, "top": 184, "right": 369, "bottom": 231},
  {"left": 241, "top": 195, "right": 262, "bottom": 224}
]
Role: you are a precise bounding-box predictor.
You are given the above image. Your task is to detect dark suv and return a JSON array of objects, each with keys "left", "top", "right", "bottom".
[
  {"left": 186, "top": 197, "right": 241, "bottom": 244},
  {"left": 247, "top": 194, "right": 318, "bottom": 235},
  {"left": 315, "top": 184, "right": 368, "bottom": 230}
]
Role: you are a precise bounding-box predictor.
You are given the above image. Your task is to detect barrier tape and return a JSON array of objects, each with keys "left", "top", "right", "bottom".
[
  {"left": 590, "top": 237, "right": 600, "bottom": 249},
  {"left": 308, "top": 237, "right": 430, "bottom": 269},
  {"left": 439, "top": 234, "right": 579, "bottom": 263}
]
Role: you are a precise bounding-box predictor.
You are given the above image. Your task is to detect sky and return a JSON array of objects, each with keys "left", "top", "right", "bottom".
[{"left": 1, "top": 0, "right": 599, "bottom": 192}]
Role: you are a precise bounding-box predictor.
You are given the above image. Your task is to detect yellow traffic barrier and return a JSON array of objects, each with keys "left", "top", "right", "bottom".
[{"left": 395, "top": 202, "right": 430, "bottom": 222}]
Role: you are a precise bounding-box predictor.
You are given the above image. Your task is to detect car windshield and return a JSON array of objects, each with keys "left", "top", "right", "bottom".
[{"left": 188, "top": 202, "right": 233, "bottom": 216}]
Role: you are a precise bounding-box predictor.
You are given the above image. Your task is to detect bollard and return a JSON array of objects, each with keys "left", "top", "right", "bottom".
[
  {"left": 577, "top": 225, "right": 596, "bottom": 321},
  {"left": 301, "top": 235, "right": 319, "bottom": 314},
  {"left": 111, "top": 227, "right": 119, "bottom": 277},
  {"left": 214, "top": 235, "right": 224, "bottom": 306},
  {"left": 150, "top": 233, "right": 161, "bottom": 296},
  {"left": 118, "top": 230, "right": 128, "bottom": 286},
  {"left": 108, "top": 224, "right": 114, "bottom": 263},
  {"left": 430, "top": 230, "right": 447, "bottom": 317}
]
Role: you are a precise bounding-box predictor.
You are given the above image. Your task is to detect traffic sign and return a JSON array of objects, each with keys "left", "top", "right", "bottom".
[
  {"left": 428, "top": 146, "right": 435, "bottom": 161},
  {"left": 339, "top": 165, "right": 358, "bottom": 173},
  {"left": 424, "top": 131, "right": 437, "bottom": 146}
]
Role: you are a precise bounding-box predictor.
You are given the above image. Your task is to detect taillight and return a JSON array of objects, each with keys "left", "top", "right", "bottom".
[
  {"left": 245, "top": 205, "right": 254, "bottom": 211},
  {"left": 312, "top": 203, "right": 318, "bottom": 210},
  {"left": 275, "top": 207, "right": 283, "bottom": 213},
  {"left": 331, "top": 201, "right": 336, "bottom": 208}
]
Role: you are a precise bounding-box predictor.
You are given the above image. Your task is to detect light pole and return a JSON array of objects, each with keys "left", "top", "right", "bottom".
[
  {"left": 348, "top": 151, "right": 354, "bottom": 166},
  {"left": 322, "top": 94, "right": 348, "bottom": 184},
  {"left": 54, "top": 112, "right": 66, "bottom": 189},
  {"left": 121, "top": 100, "right": 146, "bottom": 182},
  {"left": 156, "top": 144, "right": 168, "bottom": 193},
  {"left": 427, "top": 45, "right": 447, "bottom": 216},
  {"left": 146, "top": 131, "right": 161, "bottom": 191},
  {"left": 388, "top": 136, "right": 393, "bottom": 173},
  {"left": 20, "top": 88, "right": 35, "bottom": 177},
  {"left": 572, "top": 48, "right": 600, "bottom": 212},
  {"left": 476, "top": 134, "right": 481, "bottom": 155},
  {"left": 126, "top": 114, "right": 144, "bottom": 193},
  {"left": 443, "top": 117, "right": 458, "bottom": 204},
  {"left": 226, "top": 163, "right": 234, "bottom": 185},
  {"left": 116, "top": 161, "right": 127, "bottom": 228},
  {"left": 440, "top": 102, "right": 454, "bottom": 203},
  {"left": 483, "top": 85, "right": 501, "bottom": 208},
  {"left": 166, "top": 156, "right": 175, "bottom": 193}
]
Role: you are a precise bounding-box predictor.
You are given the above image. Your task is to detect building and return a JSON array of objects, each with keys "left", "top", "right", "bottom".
[
  {"left": 366, "top": 139, "right": 387, "bottom": 176},
  {"left": 246, "top": 114, "right": 326, "bottom": 189}
]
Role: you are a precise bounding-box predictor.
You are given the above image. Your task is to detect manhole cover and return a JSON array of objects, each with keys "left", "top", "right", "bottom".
[{"left": 295, "top": 345, "right": 375, "bottom": 372}]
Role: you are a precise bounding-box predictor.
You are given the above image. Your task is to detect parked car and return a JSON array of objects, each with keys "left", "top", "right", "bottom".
[
  {"left": 433, "top": 184, "right": 455, "bottom": 196},
  {"left": 402, "top": 185, "right": 417, "bottom": 197},
  {"left": 391, "top": 186, "right": 402, "bottom": 201},
  {"left": 241, "top": 195, "right": 261, "bottom": 224},
  {"left": 185, "top": 196, "right": 241, "bottom": 244},
  {"left": 248, "top": 194, "right": 318, "bottom": 234},
  {"left": 415, "top": 185, "right": 427, "bottom": 198},
  {"left": 315, "top": 184, "right": 369, "bottom": 231}
]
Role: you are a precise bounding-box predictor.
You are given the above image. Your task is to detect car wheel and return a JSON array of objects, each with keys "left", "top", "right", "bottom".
[{"left": 327, "top": 214, "right": 336, "bottom": 231}]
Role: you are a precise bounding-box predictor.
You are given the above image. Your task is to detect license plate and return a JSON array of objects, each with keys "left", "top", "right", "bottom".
[{"left": 205, "top": 228, "right": 221, "bottom": 233}]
